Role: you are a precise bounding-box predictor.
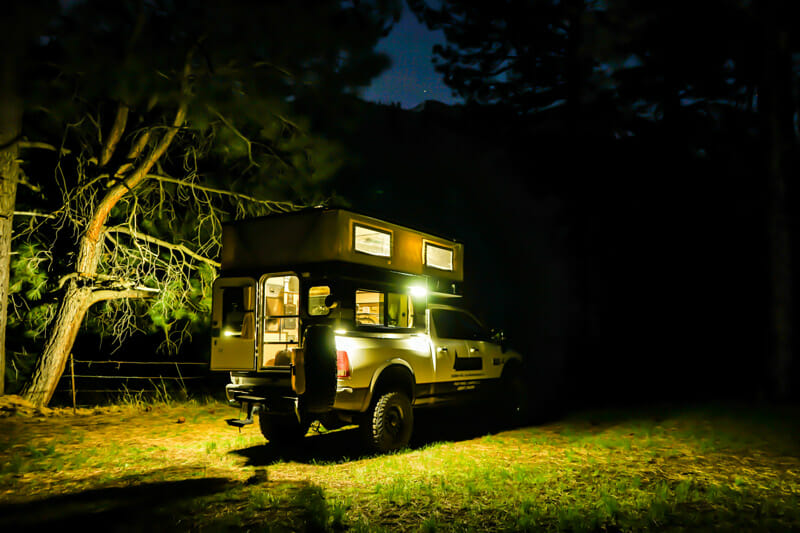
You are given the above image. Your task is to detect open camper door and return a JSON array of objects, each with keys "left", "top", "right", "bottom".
[{"left": 210, "top": 277, "right": 257, "bottom": 371}]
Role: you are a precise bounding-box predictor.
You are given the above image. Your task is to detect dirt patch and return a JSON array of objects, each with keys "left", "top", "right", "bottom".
[{"left": 0, "top": 394, "right": 131, "bottom": 418}]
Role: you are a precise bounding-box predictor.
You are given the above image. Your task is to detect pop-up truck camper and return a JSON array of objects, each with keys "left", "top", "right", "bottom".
[{"left": 210, "top": 208, "right": 526, "bottom": 452}]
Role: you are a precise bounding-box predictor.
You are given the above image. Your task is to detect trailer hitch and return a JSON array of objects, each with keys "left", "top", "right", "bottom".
[{"left": 226, "top": 395, "right": 264, "bottom": 428}]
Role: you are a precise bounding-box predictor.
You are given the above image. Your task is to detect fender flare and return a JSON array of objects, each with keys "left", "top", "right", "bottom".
[
  {"left": 364, "top": 359, "right": 415, "bottom": 408},
  {"left": 501, "top": 356, "right": 524, "bottom": 378}
]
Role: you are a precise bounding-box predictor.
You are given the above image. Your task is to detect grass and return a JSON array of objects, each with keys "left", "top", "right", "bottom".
[{"left": 0, "top": 401, "right": 798, "bottom": 531}]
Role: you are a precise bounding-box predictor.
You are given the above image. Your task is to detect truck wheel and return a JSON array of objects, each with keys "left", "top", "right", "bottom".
[
  {"left": 362, "top": 391, "right": 414, "bottom": 453},
  {"left": 259, "top": 414, "right": 310, "bottom": 446},
  {"left": 502, "top": 373, "right": 530, "bottom": 428}
]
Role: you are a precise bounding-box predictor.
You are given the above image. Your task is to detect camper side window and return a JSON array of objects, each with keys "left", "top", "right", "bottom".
[
  {"left": 355, "top": 290, "right": 384, "bottom": 326},
  {"left": 353, "top": 224, "right": 392, "bottom": 257},
  {"left": 308, "top": 286, "right": 331, "bottom": 316},
  {"left": 355, "top": 289, "right": 417, "bottom": 329}
]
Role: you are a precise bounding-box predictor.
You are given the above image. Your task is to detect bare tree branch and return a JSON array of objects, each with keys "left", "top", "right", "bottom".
[
  {"left": 100, "top": 103, "right": 129, "bottom": 167},
  {"left": 13, "top": 211, "right": 56, "bottom": 219},
  {"left": 79, "top": 72, "right": 190, "bottom": 269},
  {"left": 56, "top": 271, "right": 143, "bottom": 290},
  {"left": 105, "top": 225, "right": 221, "bottom": 268},
  {"left": 208, "top": 106, "right": 261, "bottom": 168},
  {"left": 90, "top": 288, "right": 158, "bottom": 305},
  {"left": 114, "top": 130, "right": 153, "bottom": 179},
  {"left": 146, "top": 174, "right": 298, "bottom": 213},
  {"left": 17, "top": 141, "right": 71, "bottom": 155}
]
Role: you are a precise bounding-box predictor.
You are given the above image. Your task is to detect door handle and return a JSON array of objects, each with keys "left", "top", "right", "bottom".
[
  {"left": 437, "top": 347, "right": 448, "bottom": 353},
  {"left": 469, "top": 347, "right": 480, "bottom": 353}
]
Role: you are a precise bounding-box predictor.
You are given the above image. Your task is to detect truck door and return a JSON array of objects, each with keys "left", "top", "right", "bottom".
[
  {"left": 430, "top": 309, "right": 487, "bottom": 383},
  {"left": 210, "top": 277, "right": 257, "bottom": 371}
]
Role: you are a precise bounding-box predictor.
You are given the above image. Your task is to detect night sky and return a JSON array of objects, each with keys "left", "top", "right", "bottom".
[{"left": 362, "top": 7, "right": 462, "bottom": 109}]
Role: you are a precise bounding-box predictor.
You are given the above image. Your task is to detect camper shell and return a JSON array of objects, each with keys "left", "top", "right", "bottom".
[
  {"left": 218, "top": 208, "right": 463, "bottom": 290},
  {"left": 210, "top": 208, "right": 526, "bottom": 452}
]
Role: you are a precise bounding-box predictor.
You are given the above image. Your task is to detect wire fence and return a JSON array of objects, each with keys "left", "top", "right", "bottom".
[{"left": 55, "top": 353, "right": 215, "bottom": 406}]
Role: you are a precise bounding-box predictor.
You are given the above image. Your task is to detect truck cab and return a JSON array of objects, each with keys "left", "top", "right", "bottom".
[{"left": 211, "top": 208, "right": 526, "bottom": 452}]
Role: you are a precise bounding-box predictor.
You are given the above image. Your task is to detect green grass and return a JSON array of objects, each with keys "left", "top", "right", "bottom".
[{"left": 1, "top": 402, "right": 798, "bottom": 531}]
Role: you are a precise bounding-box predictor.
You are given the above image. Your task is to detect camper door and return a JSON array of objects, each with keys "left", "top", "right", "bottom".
[{"left": 210, "top": 277, "right": 257, "bottom": 371}]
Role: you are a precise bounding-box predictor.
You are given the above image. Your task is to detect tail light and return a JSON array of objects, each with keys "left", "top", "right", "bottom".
[{"left": 336, "top": 350, "right": 350, "bottom": 379}]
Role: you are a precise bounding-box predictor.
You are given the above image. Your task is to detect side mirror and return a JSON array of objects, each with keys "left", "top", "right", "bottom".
[{"left": 491, "top": 328, "right": 507, "bottom": 353}]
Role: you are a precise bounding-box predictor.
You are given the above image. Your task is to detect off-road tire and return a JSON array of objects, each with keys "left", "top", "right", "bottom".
[
  {"left": 259, "top": 414, "right": 311, "bottom": 446},
  {"left": 361, "top": 391, "right": 413, "bottom": 453},
  {"left": 501, "top": 373, "right": 530, "bottom": 428}
]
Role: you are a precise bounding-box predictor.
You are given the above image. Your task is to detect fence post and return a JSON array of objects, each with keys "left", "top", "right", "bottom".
[{"left": 70, "top": 351, "right": 76, "bottom": 413}]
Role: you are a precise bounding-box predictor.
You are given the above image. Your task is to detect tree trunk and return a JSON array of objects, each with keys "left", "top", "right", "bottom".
[
  {"left": 0, "top": 18, "right": 23, "bottom": 396},
  {"left": 19, "top": 44, "right": 189, "bottom": 405},
  {"left": 565, "top": 0, "right": 584, "bottom": 139},
  {"left": 21, "top": 282, "right": 94, "bottom": 406},
  {"left": 760, "top": 0, "right": 795, "bottom": 400},
  {"left": 21, "top": 87, "right": 187, "bottom": 406}
]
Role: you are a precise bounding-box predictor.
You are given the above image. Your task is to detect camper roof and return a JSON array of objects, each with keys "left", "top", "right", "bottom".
[{"left": 220, "top": 208, "right": 464, "bottom": 284}]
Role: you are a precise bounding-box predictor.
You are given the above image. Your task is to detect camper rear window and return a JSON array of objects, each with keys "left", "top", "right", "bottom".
[{"left": 354, "top": 224, "right": 391, "bottom": 257}]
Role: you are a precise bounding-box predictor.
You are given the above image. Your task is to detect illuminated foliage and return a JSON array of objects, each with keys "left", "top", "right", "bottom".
[{"left": 8, "top": 0, "right": 401, "bottom": 401}]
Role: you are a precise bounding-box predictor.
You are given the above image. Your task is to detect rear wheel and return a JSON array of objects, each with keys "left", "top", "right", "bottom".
[
  {"left": 259, "top": 413, "right": 311, "bottom": 446},
  {"left": 361, "top": 391, "right": 414, "bottom": 453}
]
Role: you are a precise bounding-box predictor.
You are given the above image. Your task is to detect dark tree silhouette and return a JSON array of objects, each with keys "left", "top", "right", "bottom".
[
  {"left": 408, "top": 0, "right": 600, "bottom": 123},
  {"left": 407, "top": 0, "right": 800, "bottom": 400},
  {"left": 5, "top": 0, "right": 401, "bottom": 405}
]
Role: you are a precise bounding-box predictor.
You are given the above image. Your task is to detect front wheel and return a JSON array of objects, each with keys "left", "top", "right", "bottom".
[
  {"left": 501, "top": 373, "right": 530, "bottom": 428},
  {"left": 361, "top": 391, "right": 414, "bottom": 453}
]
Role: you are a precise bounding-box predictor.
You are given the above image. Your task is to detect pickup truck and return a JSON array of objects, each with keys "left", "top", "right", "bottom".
[{"left": 210, "top": 209, "right": 528, "bottom": 452}]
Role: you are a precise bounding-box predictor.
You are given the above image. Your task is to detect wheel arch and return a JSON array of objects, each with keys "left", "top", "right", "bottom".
[
  {"left": 366, "top": 359, "right": 415, "bottom": 407},
  {"left": 501, "top": 356, "right": 524, "bottom": 378}
]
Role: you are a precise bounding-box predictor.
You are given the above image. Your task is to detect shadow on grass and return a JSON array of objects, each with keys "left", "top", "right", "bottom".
[
  {"left": 0, "top": 475, "right": 234, "bottom": 531},
  {"left": 232, "top": 405, "right": 537, "bottom": 465},
  {"left": 233, "top": 426, "right": 366, "bottom": 466}
]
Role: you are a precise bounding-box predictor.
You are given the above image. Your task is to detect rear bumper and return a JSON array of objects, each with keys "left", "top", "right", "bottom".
[
  {"left": 225, "top": 384, "right": 300, "bottom": 416},
  {"left": 226, "top": 381, "right": 370, "bottom": 414}
]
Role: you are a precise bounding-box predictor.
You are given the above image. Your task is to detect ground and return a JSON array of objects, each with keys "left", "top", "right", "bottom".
[{"left": 1, "top": 395, "right": 799, "bottom": 531}]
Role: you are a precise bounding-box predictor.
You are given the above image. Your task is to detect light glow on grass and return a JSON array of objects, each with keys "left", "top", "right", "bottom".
[{"left": 0, "top": 401, "right": 798, "bottom": 531}]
